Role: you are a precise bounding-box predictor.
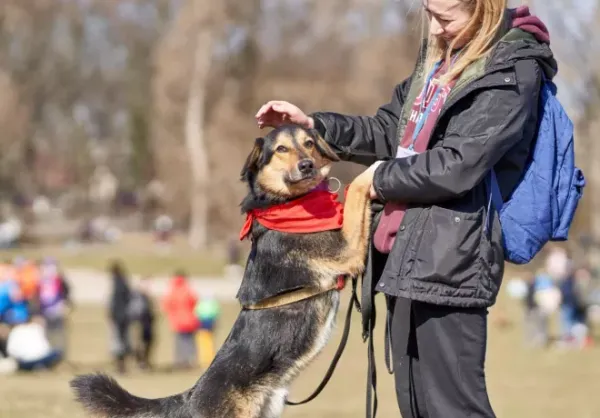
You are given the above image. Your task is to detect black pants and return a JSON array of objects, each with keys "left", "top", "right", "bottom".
[
  {"left": 390, "top": 297, "right": 496, "bottom": 418},
  {"left": 136, "top": 321, "right": 154, "bottom": 369},
  {"left": 111, "top": 319, "right": 131, "bottom": 373}
]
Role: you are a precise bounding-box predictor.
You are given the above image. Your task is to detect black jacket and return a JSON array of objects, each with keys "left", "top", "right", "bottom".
[
  {"left": 110, "top": 273, "right": 131, "bottom": 324},
  {"left": 311, "top": 28, "right": 557, "bottom": 308}
]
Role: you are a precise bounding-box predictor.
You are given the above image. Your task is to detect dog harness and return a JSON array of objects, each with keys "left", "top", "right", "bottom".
[{"left": 243, "top": 275, "right": 346, "bottom": 310}]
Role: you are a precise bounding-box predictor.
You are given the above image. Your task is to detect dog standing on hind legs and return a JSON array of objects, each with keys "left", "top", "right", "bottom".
[{"left": 70, "top": 124, "right": 373, "bottom": 418}]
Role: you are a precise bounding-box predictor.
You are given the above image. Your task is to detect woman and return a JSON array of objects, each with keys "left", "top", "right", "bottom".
[
  {"left": 108, "top": 261, "right": 132, "bottom": 374},
  {"left": 256, "top": 2, "right": 556, "bottom": 416}
]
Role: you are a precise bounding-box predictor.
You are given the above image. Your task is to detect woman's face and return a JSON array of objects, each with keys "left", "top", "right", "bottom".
[{"left": 424, "top": 0, "right": 473, "bottom": 48}]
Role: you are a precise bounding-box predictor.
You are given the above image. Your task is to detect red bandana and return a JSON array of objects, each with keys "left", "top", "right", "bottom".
[{"left": 239, "top": 190, "right": 344, "bottom": 240}]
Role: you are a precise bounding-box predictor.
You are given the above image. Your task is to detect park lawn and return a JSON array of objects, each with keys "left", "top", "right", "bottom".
[
  {"left": 1, "top": 291, "right": 599, "bottom": 418},
  {"left": 0, "top": 233, "right": 238, "bottom": 277}
]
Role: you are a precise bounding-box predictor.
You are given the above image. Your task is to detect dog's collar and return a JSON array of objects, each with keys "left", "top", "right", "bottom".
[{"left": 242, "top": 276, "right": 347, "bottom": 310}]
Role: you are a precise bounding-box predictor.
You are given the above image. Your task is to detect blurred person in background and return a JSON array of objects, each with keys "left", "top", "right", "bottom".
[
  {"left": 523, "top": 270, "right": 551, "bottom": 347},
  {"left": 128, "top": 277, "right": 156, "bottom": 370},
  {"left": 194, "top": 292, "right": 221, "bottom": 369},
  {"left": 14, "top": 257, "right": 40, "bottom": 310},
  {"left": 0, "top": 266, "right": 13, "bottom": 372},
  {"left": 153, "top": 214, "right": 174, "bottom": 245},
  {"left": 38, "top": 258, "right": 72, "bottom": 353},
  {"left": 224, "top": 237, "right": 244, "bottom": 281},
  {"left": 6, "top": 314, "right": 62, "bottom": 371},
  {"left": 572, "top": 266, "right": 594, "bottom": 348},
  {"left": 0, "top": 265, "right": 13, "bottom": 362},
  {"left": 523, "top": 269, "right": 562, "bottom": 348},
  {"left": 0, "top": 324, "right": 17, "bottom": 375},
  {"left": 0, "top": 327, "right": 8, "bottom": 359},
  {"left": 544, "top": 246, "right": 580, "bottom": 344},
  {"left": 544, "top": 246, "right": 572, "bottom": 282},
  {"left": 559, "top": 264, "right": 592, "bottom": 348},
  {"left": 1, "top": 265, "right": 30, "bottom": 327},
  {"left": 257, "top": 1, "right": 559, "bottom": 416},
  {"left": 108, "top": 261, "right": 132, "bottom": 374},
  {"left": 0, "top": 264, "right": 12, "bottom": 326},
  {"left": 161, "top": 270, "right": 199, "bottom": 369}
]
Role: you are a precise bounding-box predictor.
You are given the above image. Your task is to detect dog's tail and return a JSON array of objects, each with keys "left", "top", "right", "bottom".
[{"left": 70, "top": 373, "right": 189, "bottom": 418}]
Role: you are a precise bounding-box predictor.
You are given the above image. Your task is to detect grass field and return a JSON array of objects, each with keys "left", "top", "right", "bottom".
[
  {"left": 0, "top": 234, "right": 235, "bottom": 277},
  {"left": 1, "top": 292, "right": 599, "bottom": 418}
]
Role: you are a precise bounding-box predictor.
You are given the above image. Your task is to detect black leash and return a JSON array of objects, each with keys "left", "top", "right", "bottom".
[
  {"left": 362, "top": 240, "right": 379, "bottom": 418},
  {"left": 285, "top": 276, "right": 361, "bottom": 406},
  {"left": 285, "top": 201, "right": 393, "bottom": 418},
  {"left": 384, "top": 295, "right": 394, "bottom": 375},
  {"left": 360, "top": 202, "right": 395, "bottom": 418}
]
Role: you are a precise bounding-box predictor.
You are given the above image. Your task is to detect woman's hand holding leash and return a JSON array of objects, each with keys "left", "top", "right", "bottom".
[{"left": 255, "top": 101, "right": 314, "bottom": 130}]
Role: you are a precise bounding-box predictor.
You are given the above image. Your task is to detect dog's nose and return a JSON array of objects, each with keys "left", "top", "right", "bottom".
[{"left": 298, "top": 159, "right": 314, "bottom": 173}]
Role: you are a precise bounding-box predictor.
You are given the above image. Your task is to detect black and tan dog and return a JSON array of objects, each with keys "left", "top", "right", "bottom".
[{"left": 70, "top": 124, "right": 373, "bottom": 418}]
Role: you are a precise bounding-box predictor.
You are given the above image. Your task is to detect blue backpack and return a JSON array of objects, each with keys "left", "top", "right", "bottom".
[{"left": 485, "top": 75, "right": 585, "bottom": 265}]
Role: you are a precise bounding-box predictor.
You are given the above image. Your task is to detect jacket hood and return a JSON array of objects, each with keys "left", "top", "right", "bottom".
[
  {"left": 490, "top": 7, "right": 558, "bottom": 79},
  {"left": 510, "top": 6, "right": 550, "bottom": 45}
]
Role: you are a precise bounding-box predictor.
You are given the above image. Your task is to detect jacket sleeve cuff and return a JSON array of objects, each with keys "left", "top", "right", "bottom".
[
  {"left": 372, "top": 161, "right": 390, "bottom": 202},
  {"left": 310, "top": 112, "right": 328, "bottom": 137}
]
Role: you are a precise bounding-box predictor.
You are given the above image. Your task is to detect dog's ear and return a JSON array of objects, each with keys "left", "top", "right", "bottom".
[
  {"left": 240, "top": 137, "right": 265, "bottom": 180},
  {"left": 312, "top": 130, "right": 340, "bottom": 162}
]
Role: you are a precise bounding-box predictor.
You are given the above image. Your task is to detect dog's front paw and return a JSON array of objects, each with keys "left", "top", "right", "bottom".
[
  {"left": 343, "top": 250, "right": 367, "bottom": 277},
  {"left": 349, "top": 171, "right": 373, "bottom": 193}
]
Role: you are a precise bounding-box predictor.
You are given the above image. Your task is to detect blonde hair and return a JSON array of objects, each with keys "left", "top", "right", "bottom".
[{"left": 423, "top": 0, "right": 507, "bottom": 84}]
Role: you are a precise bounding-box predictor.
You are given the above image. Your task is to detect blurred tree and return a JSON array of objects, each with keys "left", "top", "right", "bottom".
[{"left": 4, "top": 0, "right": 598, "bottom": 249}]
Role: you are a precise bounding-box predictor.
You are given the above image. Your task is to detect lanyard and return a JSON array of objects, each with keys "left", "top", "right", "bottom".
[{"left": 407, "top": 55, "right": 458, "bottom": 151}]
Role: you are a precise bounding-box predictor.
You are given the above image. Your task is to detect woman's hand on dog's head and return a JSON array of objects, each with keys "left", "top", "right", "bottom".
[{"left": 256, "top": 101, "right": 314, "bottom": 130}]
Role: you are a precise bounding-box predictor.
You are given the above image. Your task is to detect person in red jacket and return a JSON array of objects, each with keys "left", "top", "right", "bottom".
[{"left": 161, "top": 270, "right": 199, "bottom": 369}]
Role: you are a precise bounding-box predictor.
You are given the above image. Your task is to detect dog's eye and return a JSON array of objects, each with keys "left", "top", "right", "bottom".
[
  {"left": 276, "top": 145, "right": 288, "bottom": 153},
  {"left": 304, "top": 140, "right": 314, "bottom": 149}
]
